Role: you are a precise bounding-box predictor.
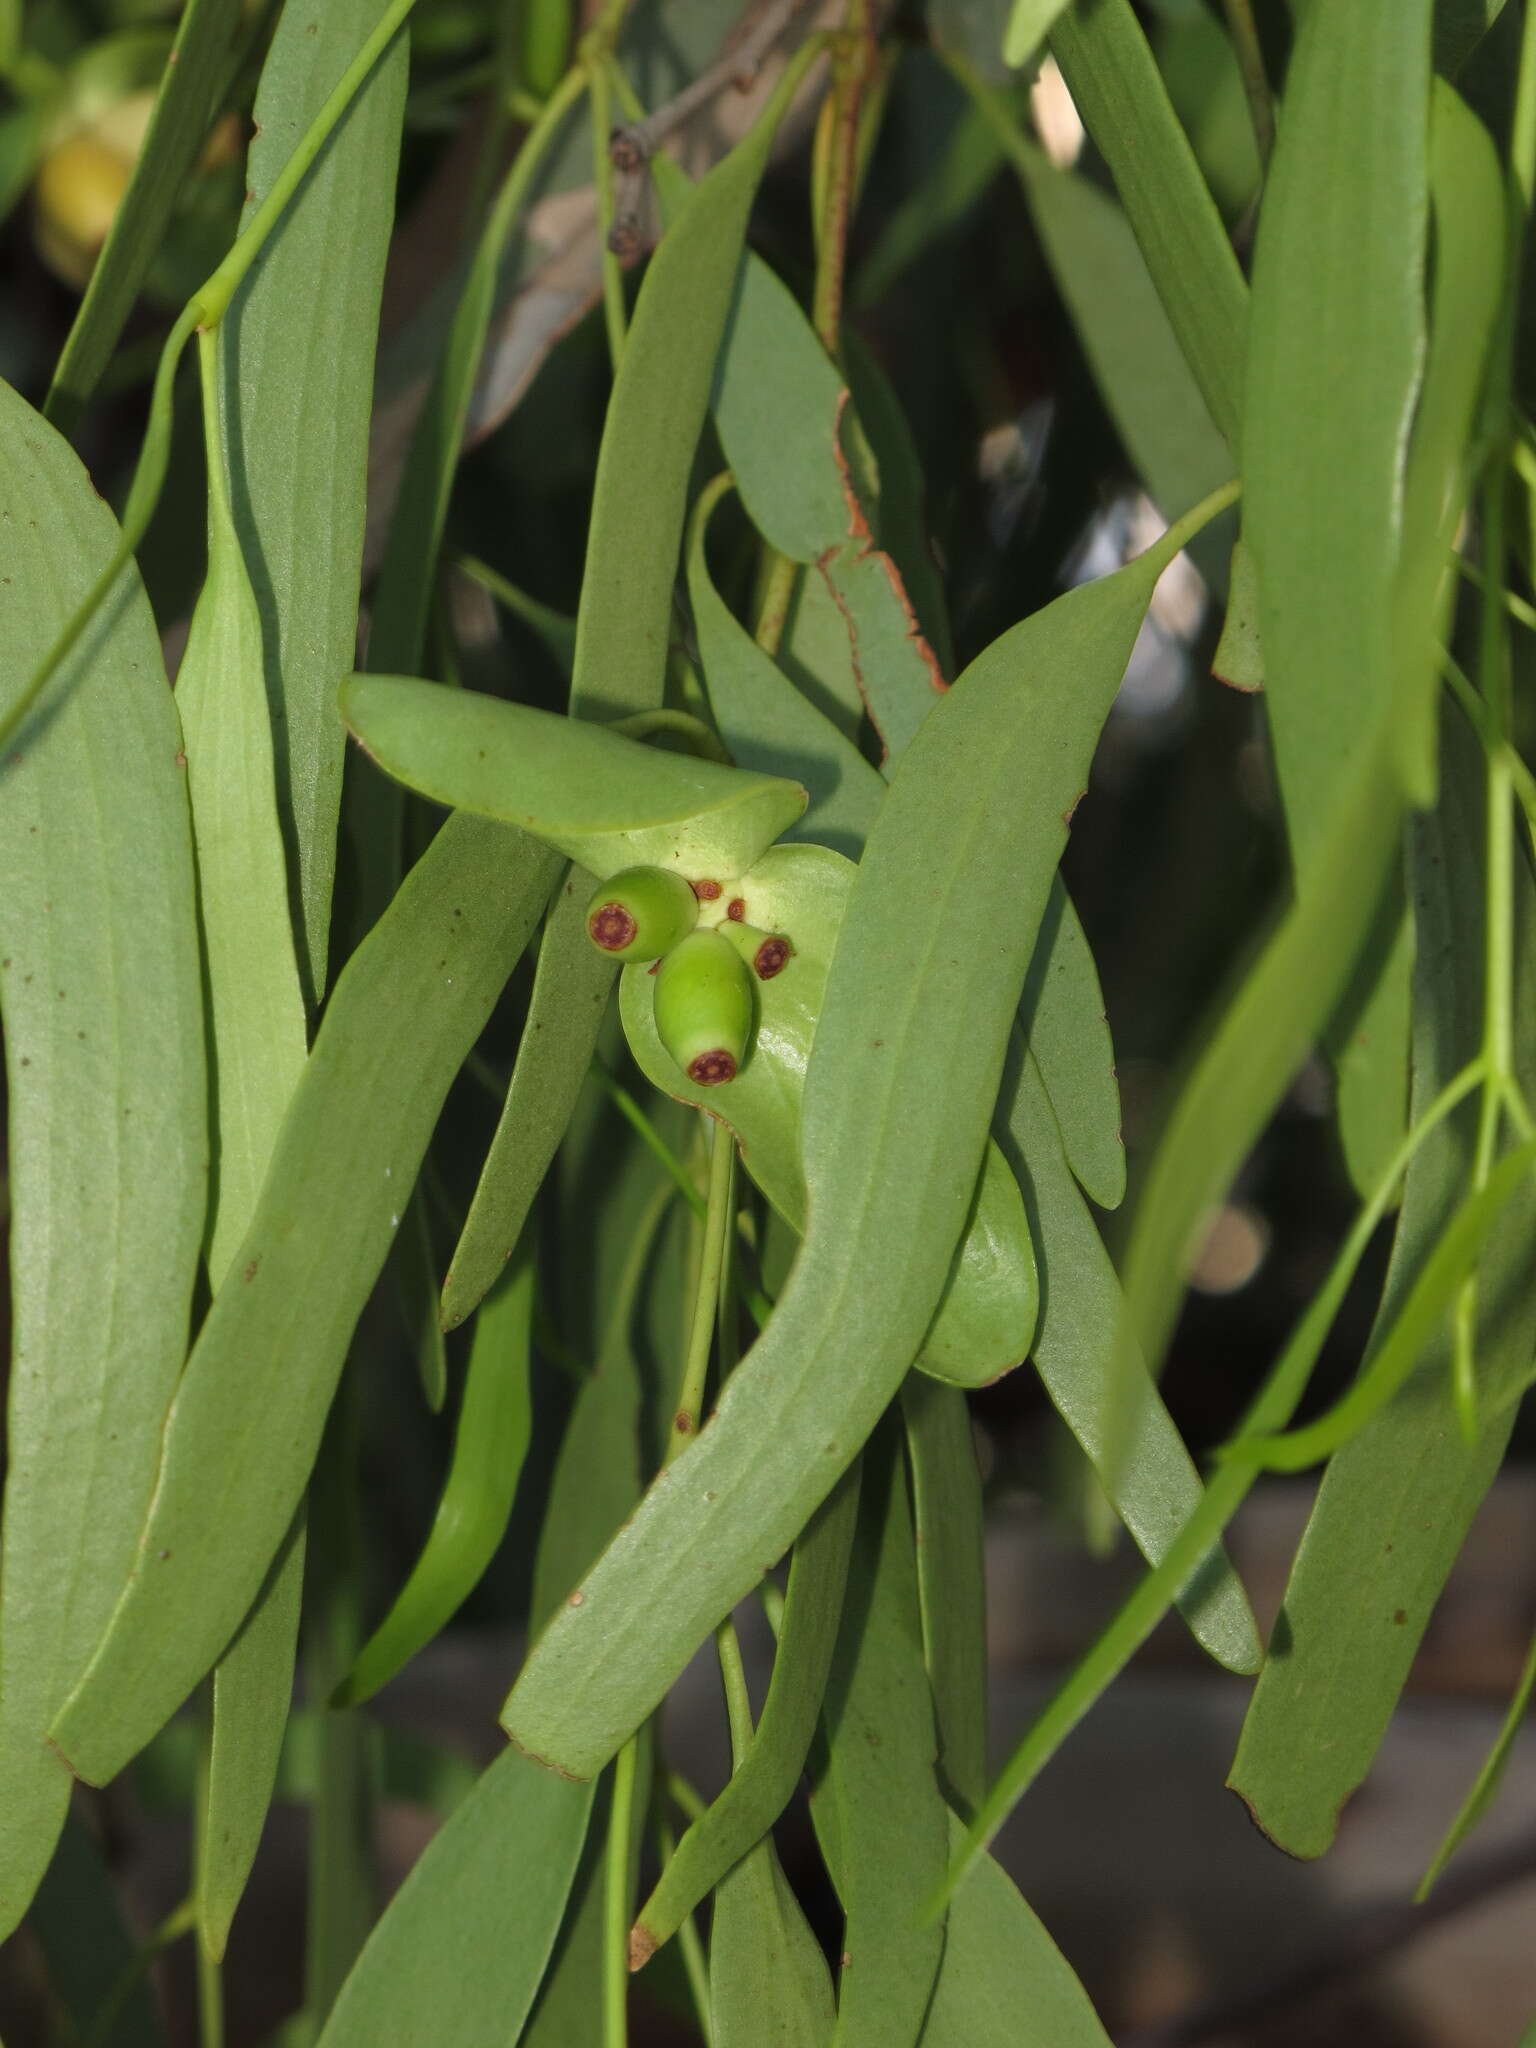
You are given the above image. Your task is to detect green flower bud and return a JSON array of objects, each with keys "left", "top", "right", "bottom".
[
  {"left": 654, "top": 930, "right": 753, "bottom": 1086},
  {"left": 720, "top": 920, "right": 793, "bottom": 981},
  {"left": 585, "top": 865, "right": 698, "bottom": 962}
]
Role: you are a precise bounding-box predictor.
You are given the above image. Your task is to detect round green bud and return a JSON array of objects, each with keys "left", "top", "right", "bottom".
[
  {"left": 585, "top": 865, "right": 698, "bottom": 962},
  {"left": 719, "top": 921, "right": 793, "bottom": 982},
  {"left": 654, "top": 930, "right": 754, "bottom": 1086}
]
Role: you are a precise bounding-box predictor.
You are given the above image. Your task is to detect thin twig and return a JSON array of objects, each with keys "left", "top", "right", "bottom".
[{"left": 608, "top": 0, "right": 819, "bottom": 168}]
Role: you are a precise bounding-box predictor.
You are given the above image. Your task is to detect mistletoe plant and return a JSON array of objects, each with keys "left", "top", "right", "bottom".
[{"left": 0, "top": 0, "right": 1534, "bottom": 2043}]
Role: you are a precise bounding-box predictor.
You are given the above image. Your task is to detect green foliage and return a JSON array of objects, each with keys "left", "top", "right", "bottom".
[{"left": 6, "top": 0, "right": 1536, "bottom": 2036}]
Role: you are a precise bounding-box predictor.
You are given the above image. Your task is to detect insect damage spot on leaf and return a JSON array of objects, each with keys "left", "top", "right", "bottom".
[{"left": 753, "top": 937, "right": 790, "bottom": 979}]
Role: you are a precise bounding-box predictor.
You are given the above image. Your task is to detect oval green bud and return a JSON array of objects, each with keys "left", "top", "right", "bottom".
[
  {"left": 719, "top": 920, "right": 793, "bottom": 982},
  {"left": 654, "top": 930, "right": 753, "bottom": 1086},
  {"left": 586, "top": 865, "right": 698, "bottom": 962}
]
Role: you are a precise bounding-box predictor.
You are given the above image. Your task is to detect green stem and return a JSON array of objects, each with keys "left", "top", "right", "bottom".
[
  {"left": 655, "top": 1805, "right": 714, "bottom": 2044},
  {"left": 665, "top": 1118, "right": 735, "bottom": 1462},
  {"left": 604, "top": 1739, "right": 639, "bottom": 2048},
  {"left": 590, "top": 57, "right": 628, "bottom": 371},
  {"left": 1218, "top": 0, "right": 1273, "bottom": 168},
  {"left": 754, "top": 549, "right": 799, "bottom": 657},
  {"left": 194, "top": 0, "right": 420, "bottom": 326},
  {"left": 938, "top": 1054, "right": 1487, "bottom": 1906}
]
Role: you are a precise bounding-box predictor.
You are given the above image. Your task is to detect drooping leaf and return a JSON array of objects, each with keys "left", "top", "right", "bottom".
[
  {"left": 51, "top": 817, "right": 562, "bottom": 1788},
  {"left": 201, "top": 1514, "right": 306, "bottom": 1960},
  {"left": 315, "top": 1744, "right": 595, "bottom": 2048},
  {"left": 917, "top": 1816, "right": 1111, "bottom": 2048},
  {"left": 631, "top": 1466, "right": 860, "bottom": 1964},
  {"left": 901, "top": 1378, "right": 989, "bottom": 1816},
  {"left": 1049, "top": 0, "right": 1248, "bottom": 448},
  {"left": 1000, "top": 1042, "right": 1261, "bottom": 1673},
  {"left": 1227, "top": 718, "right": 1536, "bottom": 1858},
  {"left": 1017, "top": 880, "right": 1124, "bottom": 1211},
  {"left": 45, "top": 0, "right": 244, "bottom": 434},
  {"left": 500, "top": 505, "right": 1215, "bottom": 1781},
  {"left": 0, "top": 379, "right": 206, "bottom": 1937},
  {"left": 334, "top": 1247, "right": 536, "bottom": 1708},
  {"left": 341, "top": 672, "right": 807, "bottom": 886},
  {"left": 708, "top": 1822, "right": 836, "bottom": 2048},
  {"left": 809, "top": 1428, "right": 948, "bottom": 2047},
  {"left": 218, "top": 0, "right": 409, "bottom": 999}
]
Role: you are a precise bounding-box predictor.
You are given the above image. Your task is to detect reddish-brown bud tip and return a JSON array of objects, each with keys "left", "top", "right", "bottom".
[
  {"left": 727, "top": 897, "right": 746, "bottom": 920},
  {"left": 753, "top": 937, "right": 791, "bottom": 979},
  {"left": 687, "top": 1048, "right": 738, "bottom": 1085},
  {"left": 589, "top": 903, "right": 637, "bottom": 951},
  {"left": 692, "top": 878, "right": 722, "bottom": 901}
]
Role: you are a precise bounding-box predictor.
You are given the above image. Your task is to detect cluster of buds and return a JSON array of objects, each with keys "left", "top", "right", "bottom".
[{"left": 584, "top": 866, "right": 792, "bottom": 1086}]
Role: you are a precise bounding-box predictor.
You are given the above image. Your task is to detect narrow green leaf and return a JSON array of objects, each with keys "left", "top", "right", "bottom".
[
  {"left": 694, "top": 479, "right": 1249, "bottom": 1665},
  {"left": 918, "top": 1816, "right": 1110, "bottom": 2048},
  {"left": 44, "top": 0, "right": 243, "bottom": 434},
  {"left": 809, "top": 1429, "right": 947, "bottom": 2046},
  {"left": 181, "top": 325, "right": 315, "bottom": 1963},
  {"left": 316, "top": 1745, "right": 596, "bottom": 2048},
  {"left": 442, "top": 874, "right": 614, "bottom": 1330},
  {"left": 1227, "top": 721, "right": 1536, "bottom": 1858},
  {"left": 631, "top": 1467, "right": 859, "bottom": 1964},
  {"left": 901, "top": 1379, "right": 988, "bottom": 1815},
  {"left": 1246, "top": 0, "right": 1432, "bottom": 869},
  {"left": 341, "top": 672, "right": 807, "bottom": 885},
  {"left": 0, "top": 380, "right": 206, "bottom": 1936},
  {"left": 709, "top": 1824, "right": 835, "bottom": 2048},
  {"left": 201, "top": 1513, "right": 305, "bottom": 1960},
  {"left": 569, "top": 34, "right": 826, "bottom": 724},
  {"left": 1017, "top": 882, "right": 1124, "bottom": 1211},
  {"left": 51, "top": 818, "right": 562, "bottom": 1788},
  {"left": 219, "top": 0, "right": 408, "bottom": 999},
  {"left": 335, "top": 1249, "right": 535, "bottom": 1706},
  {"left": 1001, "top": 1043, "right": 1260, "bottom": 1673},
  {"left": 1049, "top": 0, "right": 1248, "bottom": 448},
  {"left": 500, "top": 505, "right": 1216, "bottom": 1780}
]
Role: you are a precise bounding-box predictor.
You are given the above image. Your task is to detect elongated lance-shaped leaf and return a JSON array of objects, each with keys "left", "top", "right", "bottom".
[
  {"left": 1245, "top": 0, "right": 1432, "bottom": 1197},
  {"left": 694, "top": 488, "right": 1252, "bottom": 1662},
  {"left": 1227, "top": 716, "right": 1536, "bottom": 1857},
  {"left": 50, "top": 818, "right": 562, "bottom": 1788},
  {"left": 709, "top": 1798, "right": 836, "bottom": 2047},
  {"left": 631, "top": 1465, "right": 860, "bottom": 1965},
  {"left": 901, "top": 1379, "right": 988, "bottom": 1814},
  {"left": 342, "top": 672, "right": 807, "bottom": 885},
  {"left": 569, "top": 33, "right": 827, "bottom": 723},
  {"left": 316, "top": 1744, "right": 596, "bottom": 2048},
  {"left": 442, "top": 874, "right": 614, "bottom": 1330},
  {"left": 0, "top": 380, "right": 207, "bottom": 1938},
  {"left": 178, "top": 327, "right": 310, "bottom": 1959},
  {"left": 334, "top": 1247, "right": 536, "bottom": 1707},
  {"left": 202, "top": 1515, "right": 305, "bottom": 1961},
  {"left": 500, "top": 503, "right": 1220, "bottom": 1780},
  {"left": 691, "top": 474, "right": 1122, "bottom": 1212},
  {"left": 917, "top": 1816, "right": 1111, "bottom": 2047},
  {"left": 1245, "top": 0, "right": 1429, "bottom": 864},
  {"left": 809, "top": 1426, "right": 948, "bottom": 2047},
  {"left": 1002, "top": 1043, "right": 1259, "bottom": 1671},
  {"left": 45, "top": 0, "right": 244, "bottom": 435},
  {"left": 218, "top": 0, "right": 408, "bottom": 1001},
  {"left": 1049, "top": 0, "right": 1247, "bottom": 449}
]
